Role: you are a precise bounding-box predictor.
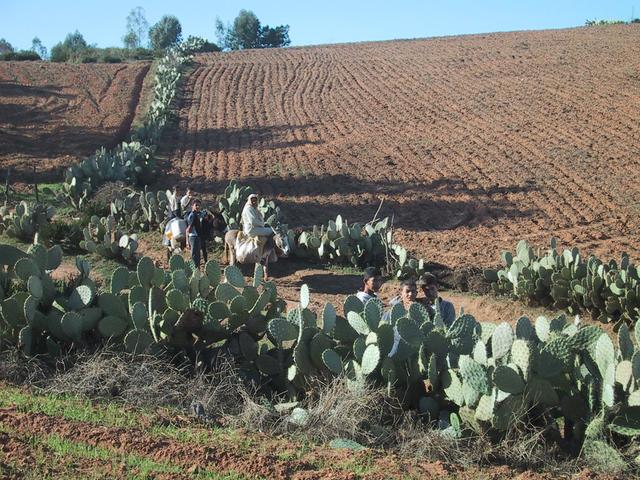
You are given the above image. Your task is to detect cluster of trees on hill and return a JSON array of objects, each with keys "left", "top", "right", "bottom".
[
  {"left": 215, "top": 9, "right": 290, "bottom": 50},
  {"left": 1, "top": 7, "right": 290, "bottom": 63}
]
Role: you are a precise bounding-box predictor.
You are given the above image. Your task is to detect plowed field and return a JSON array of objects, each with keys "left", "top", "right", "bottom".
[
  {"left": 167, "top": 25, "right": 640, "bottom": 269},
  {"left": 0, "top": 61, "right": 150, "bottom": 183}
]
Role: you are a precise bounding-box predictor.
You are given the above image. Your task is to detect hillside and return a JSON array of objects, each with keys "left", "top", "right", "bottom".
[
  {"left": 0, "top": 62, "right": 150, "bottom": 183},
  {"left": 166, "top": 25, "right": 640, "bottom": 268}
]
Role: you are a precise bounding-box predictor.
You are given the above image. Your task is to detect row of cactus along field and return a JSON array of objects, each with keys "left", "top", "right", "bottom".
[
  {"left": 220, "top": 180, "right": 428, "bottom": 279},
  {"left": 485, "top": 238, "right": 640, "bottom": 328},
  {"left": 1, "top": 241, "right": 639, "bottom": 468},
  {"left": 61, "top": 37, "right": 207, "bottom": 210}
]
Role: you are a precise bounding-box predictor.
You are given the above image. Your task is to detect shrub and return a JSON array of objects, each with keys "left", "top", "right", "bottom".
[
  {"left": 0, "top": 50, "right": 41, "bottom": 61},
  {"left": 101, "top": 55, "right": 122, "bottom": 63}
]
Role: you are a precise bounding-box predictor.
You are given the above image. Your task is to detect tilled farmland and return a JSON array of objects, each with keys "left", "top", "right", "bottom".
[
  {"left": 0, "top": 61, "right": 150, "bottom": 183},
  {"left": 167, "top": 25, "right": 640, "bottom": 269}
]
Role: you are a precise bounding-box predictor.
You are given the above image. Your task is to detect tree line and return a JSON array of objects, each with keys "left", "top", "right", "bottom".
[{"left": 0, "top": 7, "right": 290, "bottom": 63}]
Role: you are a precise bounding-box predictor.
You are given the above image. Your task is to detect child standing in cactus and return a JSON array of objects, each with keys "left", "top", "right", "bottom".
[
  {"left": 417, "top": 273, "right": 455, "bottom": 327},
  {"left": 356, "top": 267, "right": 383, "bottom": 303},
  {"left": 180, "top": 186, "right": 195, "bottom": 218},
  {"left": 186, "top": 199, "right": 207, "bottom": 268},
  {"left": 167, "top": 185, "right": 181, "bottom": 219}
]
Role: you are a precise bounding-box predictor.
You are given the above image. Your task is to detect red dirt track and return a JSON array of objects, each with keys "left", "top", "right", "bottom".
[
  {"left": 167, "top": 25, "right": 640, "bottom": 268},
  {"left": 0, "top": 61, "right": 150, "bottom": 183}
]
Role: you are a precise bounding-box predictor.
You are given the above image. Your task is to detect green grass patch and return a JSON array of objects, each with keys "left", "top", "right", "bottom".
[
  {"left": 43, "top": 433, "right": 183, "bottom": 478},
  {"left": 2, "top": 182, "right": 74, "bottom": 216},
  {"left": 326, "top": 264, "right": 363, "bottom": 275},
  {"left": 0, "top": 385, "right": 149, "bottom": 429}
]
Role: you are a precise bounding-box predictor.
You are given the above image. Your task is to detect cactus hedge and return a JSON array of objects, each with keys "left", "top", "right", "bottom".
[
  {"left": 217, "top": 181, "right": 428, "bottom": 279},
  {"left": 0, "top": 201, "right": 55, "bottom": 241},
  {"left": 1, "top": 242, "right": 638, "bottom": 456},
  {"left": 485, "top": 238, "right": 640, "bottom": 328},
  {"left": 79, "top": 215, "right": 138, "bottom": 263},
  {"left": 62, "top": 40, "right": 202, "bottom": 208}
]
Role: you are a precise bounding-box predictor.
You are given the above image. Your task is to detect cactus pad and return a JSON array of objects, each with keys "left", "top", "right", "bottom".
[
  {"left": 491, "top": 322, "right": 514, "bottom": 360},
  {"left": 166, "top": 289, "right": 188, "bottom": 312},
  {"left": 361, "top": 344, "right": 381, "bottom": 375},
  {"left": 396, "top": 317, "right": 423, "bottom": 348},
  {"left": 609, "top": 407, "right": 640, "bottom": 437},
  {"left": 224, "top": 265, "right": 245, "bottom": 288},
  {"left": 205, "top": 260, "right": 222, "bottom": 286},
  {"left": 571, "top": 325, "right": 603, "bottom": 351},
  {"left": 61, "top": 312, "right": 83, "bottom": 341},
  {"left": 494, "top": 365, "right": 525, "bottom": 394},
  {"left": 98, "top": 293, "right": 127, "bottom": 319},
  {"left": 321, "top": 302, "right": 337, "bottom": 335},
  {"left": 459, "top": 355, "right": 490, "bottom": 394},
  {"left": 347, "top": 311, "right": 370, "bottom": 335},
  {"left": 69, "top": 285, "right": 94, "bottom": 311},
  {"left": 364, "top": 298, "right": 383, "bottom": 331},
  {"left": 299, "top": 284, "right": 310, "bottom": 309},
  {"left": 98, "top": 315, "right": 128, "bottom": 338},
  {"left": 535, "top": 316, "right": 550, "bottom": 342},
  {"left": 474, "top": 393, "right": 495, "bottom": 422},
  {"left": 343, "top": 295, "right": 364, "bottom": 318},
  {"left": 515, "top": 317, "right": 534, "bottom": 340},
  {"left": 124, "top": 329, "right": 153, "bottom": 354},
  {"left": 137, "top": 256, "right": 155, "bottom": 287},
  {"left": 322, "top": 349, "right": 343, "bottom": 375},
  {"left": 111, "top": 267, "right": 130, "bottom": 294}
]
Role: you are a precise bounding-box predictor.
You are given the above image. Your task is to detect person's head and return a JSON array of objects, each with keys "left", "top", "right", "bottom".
[
  {"left": 248, "top": 193, "right": 259, "bottom": 207},
  {"left": 186, "top": 186, "right": 194, "bottom": 197},
  {"left": 172, "top": 185, "right": 179, "bottom": 194},
  {"left": 362, "top": 267, "right": 382, "bottom": 293},
  {"left": 399, "top": 279, "right": 417, "bottom": 305},
  {"left": 192, "top": 199, "right": 201, "bottom": 212},
  {"left": 417, "top": 273, "right": 439, "bottom": 303}
]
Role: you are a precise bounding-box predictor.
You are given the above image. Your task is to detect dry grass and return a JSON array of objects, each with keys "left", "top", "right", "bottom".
[
  {"left": 0, "top": 347, "right": 49, "bottom": 385},
  {"left": 42, "top": 349, "right": 246, "bottom": 418},
  {"left": 3, "top": 347, "right": 635, "bottom": 477}
]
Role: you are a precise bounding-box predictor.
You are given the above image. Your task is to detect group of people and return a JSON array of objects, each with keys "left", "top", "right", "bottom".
[
  {"left": 164, "top": 186, "right": 275, "bottom": 269},
  {"left": 165, "top": 186, "right": 226, "bottom": 267},
  {"left": 356, "top": 267, "right": 456, "bottom": 327},
  {"left": 163, "top": 187, "right": 455, "bottom": 327}
]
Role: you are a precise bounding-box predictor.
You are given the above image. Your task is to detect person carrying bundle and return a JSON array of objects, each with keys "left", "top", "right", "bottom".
[{"left": 238, "top": 193, "right": 274, "bottom": 264}]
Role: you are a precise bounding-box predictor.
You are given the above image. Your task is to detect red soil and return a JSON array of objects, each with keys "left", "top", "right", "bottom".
[
  {"left": 0, "top": 61, "right": 150, "bottom": 184},
  {"left": 165, "top": 25, "right": 640, "bottom": 269}
]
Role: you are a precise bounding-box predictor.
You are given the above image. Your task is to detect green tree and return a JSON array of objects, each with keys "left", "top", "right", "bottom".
[
  {"left": 216, "top": 10, "right": 290, "bottom": 50},
  {"left": 123, "top": 6, "right": 149, "bottom": 49},
  {"left": 50, "top": 30, "right": 88, "bottom": 62},
  {"left": 149, "top": 15, "right": 182, "bottom": 50},
  {"left": 260, "top": 25, "right": 290, "bottom": 48},
  {"left": 0, "top": 38, "right": 14, "bottom": 55},
  {"left": 30, "top": 37, "right": 48, "bottom": 60}
]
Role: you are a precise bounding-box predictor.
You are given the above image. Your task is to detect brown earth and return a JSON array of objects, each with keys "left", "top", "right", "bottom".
[
  {"left": 164, "top": 25, "right": 640, "bottom": 270},
  {"left": 0, "top": 61, "right": 150, "bottom": 184},
  {"left": 0, "top": 405, "right": 608, "bottom": 480}
]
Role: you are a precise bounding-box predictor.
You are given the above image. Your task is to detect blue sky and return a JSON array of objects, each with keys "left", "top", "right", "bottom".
[{"left": 3, "top": 1, "right": 637, "bottom": 51}]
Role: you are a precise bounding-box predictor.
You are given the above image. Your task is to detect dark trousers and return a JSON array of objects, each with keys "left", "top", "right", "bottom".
[{"left": 188, "top": 236, "right": 207, "bottom": 267}]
